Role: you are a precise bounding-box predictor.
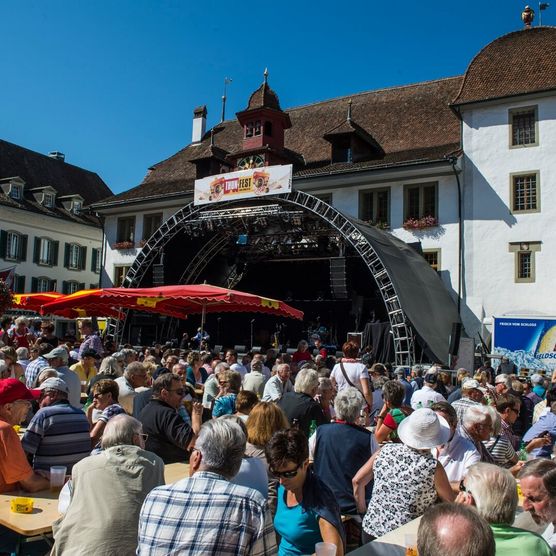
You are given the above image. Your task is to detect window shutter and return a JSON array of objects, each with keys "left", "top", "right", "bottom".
[
  {"left": 62, "top": 280, "right": 69, "bottom": 294},
  {"left": 19, "top": 235, "right": 28, "bottom": 262},
  {"left": 64, "top": 243, "right": 70, "bottom": 268},
  {"left": 50, "top": 279, "right": 57, "bottom": 292},
  {"left": 16, "top": 275, "right": 25, "bottom": 292},
  {"left": 31, "top": 277, "right": 38, "bottom": 293},
  {"left": 33, "top": 237, "right": 41, "bottom": 264},
  {"left": 80, "top": 246, "right": 87, "bottom": 270},
  {"left": 0, "top": 230, "right": 6, "bottom": 259},
  {"left": 51, "top": 241, "right": 59, "bottom": 267},
  {"left": 79, "top": 282, "right": 85, "bottom": 291},
  {"left": 91, "top": 248, "right": 98, "bottom": 272}
]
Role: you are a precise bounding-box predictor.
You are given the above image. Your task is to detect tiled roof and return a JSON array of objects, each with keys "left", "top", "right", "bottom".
[
  {"left": 452, "top": 27, "right": 556, "bottom": 105},
  {"left": 246, "top": 82, "right": 282, "bottom": 111},
  {"left": 0, "top": 139, "right": 112, "bottom": 226},
  {"left": 96, "top": 76, "right": 463, "bottom": 205}
]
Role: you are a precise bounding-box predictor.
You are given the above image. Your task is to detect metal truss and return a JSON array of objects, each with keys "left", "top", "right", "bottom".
[{"left": 106, "top": 191, "right": 415, "bottom": 365}]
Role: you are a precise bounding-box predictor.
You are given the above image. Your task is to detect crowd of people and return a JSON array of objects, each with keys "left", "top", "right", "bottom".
[{"left": 1, "top": 315, "right": 556, "bottom": 554}]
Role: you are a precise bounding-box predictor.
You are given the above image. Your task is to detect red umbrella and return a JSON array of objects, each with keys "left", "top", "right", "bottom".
[
  {"left": 12, "top": 292, "right": 64, "bottom": 313},
  {"left": 40, "top": 284, "right": 303, "bottom": 321}
]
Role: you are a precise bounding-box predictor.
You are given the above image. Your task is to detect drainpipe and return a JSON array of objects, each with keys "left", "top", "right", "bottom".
[{"left": 447, "top": 156, "right": 462, "bottom": 316}]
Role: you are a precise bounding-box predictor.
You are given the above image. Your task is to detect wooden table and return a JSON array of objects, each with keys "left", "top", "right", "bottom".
[
  {"left": 164, "top": 462, "right": 190, "bottom": 484},
  {"left": 348, "top": 517, "right": 420, "bottom": 555}
]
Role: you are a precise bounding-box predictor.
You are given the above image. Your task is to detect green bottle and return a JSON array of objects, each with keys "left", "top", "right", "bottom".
[
  {"left": 309, "top": 419, "right": 317, "bottom": 437},
  {"left": 518, "top": 441, "right": 528, "bottom": 461}
]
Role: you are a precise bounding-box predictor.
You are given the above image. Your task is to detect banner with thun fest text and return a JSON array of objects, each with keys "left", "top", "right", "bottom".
[{"left": 194, "top": 164, "right": 292, "bottom": 205}]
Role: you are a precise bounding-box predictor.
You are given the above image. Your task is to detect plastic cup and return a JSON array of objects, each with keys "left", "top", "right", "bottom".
[
  {"left": 404, "top": 533, "right": 418, "bottom": 556},
  {"left": 315, "top": 542, "right": 337, "bottom": 556},
  {"left": 50, "top": 466, "right": 67, "bottom": 492}
]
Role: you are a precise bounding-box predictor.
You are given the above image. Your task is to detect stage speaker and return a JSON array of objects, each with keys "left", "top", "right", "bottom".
[
  {"left": 152, "top": 264, "right": 164, "bottom": 286},
  {"left": 449, "top": 322, "right": 462, "bottom": 356},
  {"left": 330, "top": 257, "right": 348, "bottom": 299}
]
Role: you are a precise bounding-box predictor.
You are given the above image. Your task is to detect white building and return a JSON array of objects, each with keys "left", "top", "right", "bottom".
[
  {"left": 92, "top": 26, "right": 556, "bottom": 347},
  {"left": 0, "top": 141, "right": 112, "bottom": 295}
]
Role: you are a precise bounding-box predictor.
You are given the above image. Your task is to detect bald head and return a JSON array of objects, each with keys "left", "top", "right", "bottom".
[{"left": 417, "top": 503, "right": 495, "bottom": 556}]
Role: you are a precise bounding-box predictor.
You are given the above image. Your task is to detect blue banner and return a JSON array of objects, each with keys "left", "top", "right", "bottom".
[{"left": 493, "top": 317, "right": 556, "bottom": 372}]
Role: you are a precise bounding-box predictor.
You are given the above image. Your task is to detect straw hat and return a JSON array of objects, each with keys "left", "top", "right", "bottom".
[{"left": 397, "top": 408, "right": 451, "bottom": 449}]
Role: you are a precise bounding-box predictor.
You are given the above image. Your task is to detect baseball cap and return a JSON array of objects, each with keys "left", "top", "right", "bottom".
[
  {"left": 424, "top": 372, "right": 438, "bottom": 384},
  {"left": 38, "top": 377, "right": 70, "bottom": 394},
  {"left": 462, "top": 378, "right": 481, "bottom": 390},
  {"left": 0, "top": 378, "right": 41, "bottom": 404},
  {"left": 44, "top": 346, "right": 69, "bottom": 362}
]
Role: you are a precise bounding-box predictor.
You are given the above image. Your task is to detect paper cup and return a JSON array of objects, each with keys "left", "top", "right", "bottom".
[{"left": 50, "top": 466, "right": 67, "bottom": 492}]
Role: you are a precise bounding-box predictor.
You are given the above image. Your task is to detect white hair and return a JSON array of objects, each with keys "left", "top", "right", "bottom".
[
  {"left": 101, "top": 414, "right": 143, "bottom": 449},
  {"left": 465, "top": 463, "right": 517, "bottom": 524},
  {"left": 334, "top": 387, "right": 365, "bottom": 423},
  {"left": 16, "top": 347, "right": 29, "bottom": 359},
  {"left": 294, "top": 368, "right": 319, "bottom": 395},
  {"left": 196, "top": 419, "right": 246, "bottom": 479},
  {"left": 462, "top": 404, "right": 491, "bottom": 428}
]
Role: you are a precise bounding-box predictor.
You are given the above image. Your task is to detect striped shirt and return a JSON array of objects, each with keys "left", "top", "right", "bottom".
[
  {"left": 21, "top": 400, "right": 91, "bottom": 472},
  {"left": 137, "top": 471, "right": 277, "bottom": 555},
  {"left": 451, "top": 397, "right": 481, "bottom": 424}
]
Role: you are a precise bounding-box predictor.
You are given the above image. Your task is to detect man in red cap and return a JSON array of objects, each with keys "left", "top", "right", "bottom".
[{"left": 0, "top": 378, "right": 49, "bottom": 493}]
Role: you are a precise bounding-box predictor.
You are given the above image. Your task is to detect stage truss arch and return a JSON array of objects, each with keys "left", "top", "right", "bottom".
[{"left": 107, "top": 191, "right": 415, "bottom": 365}]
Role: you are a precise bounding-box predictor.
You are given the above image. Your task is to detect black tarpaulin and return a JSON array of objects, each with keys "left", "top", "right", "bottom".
[{"left": 348, "top": 217, "right": 462, "bottom": 365}]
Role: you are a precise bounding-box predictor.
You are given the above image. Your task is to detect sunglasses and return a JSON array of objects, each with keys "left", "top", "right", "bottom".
[
  {"left": 138, "top": 433, "right": 148, "bottom": 442},
  {"left": 219, "top": 381, "right": 229, "bottom": 386},
  {"left": 459, "top": 480, "right": 470, "bottom": 494},
  {"left": 270, "top": 464, "right": 302, "bottom": 479}
]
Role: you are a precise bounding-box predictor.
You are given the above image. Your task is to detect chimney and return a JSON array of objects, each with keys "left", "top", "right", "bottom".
[
  {"left": 48, "top": 151, "right": 65, "bottom": 162},
  {"left": 191, "top": 105, "right": 207, "bottom": 143}
]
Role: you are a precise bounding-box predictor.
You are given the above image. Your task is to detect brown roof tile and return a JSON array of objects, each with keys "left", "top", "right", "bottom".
[
  {"left": 452, "top": 27, "right": 556, "bottom": 105},
  {"left": 97, "top": 76, "right": 463, "bottom": 205}
]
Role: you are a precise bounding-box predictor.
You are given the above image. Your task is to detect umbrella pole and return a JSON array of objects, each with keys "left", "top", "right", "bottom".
[{"left": 201, "top": 304, "right": 206, "bottom": 338}]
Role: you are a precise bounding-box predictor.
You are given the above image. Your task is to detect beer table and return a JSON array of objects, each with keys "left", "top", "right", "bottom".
[
  {"left": 347, "top": 517, "right": 419, "bottom": 555},
  {"left": 0, "top": 488, "right": 60, "bottom": 555},
  {"left": 164, "top": 462, "right": 190, "bottom": 484}
]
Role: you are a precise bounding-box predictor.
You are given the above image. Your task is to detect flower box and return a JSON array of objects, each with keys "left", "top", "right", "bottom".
[
  {"left": 112, "top": 241, "right": 135, "bottom": 250},
  {"left": 402, "top": 216, "right": 438, "bottom": 230}
]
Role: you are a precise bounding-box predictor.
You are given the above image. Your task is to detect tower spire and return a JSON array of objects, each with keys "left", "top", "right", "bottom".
[{"left": 263, "top": 67, "right": 269, "bottom": 85}]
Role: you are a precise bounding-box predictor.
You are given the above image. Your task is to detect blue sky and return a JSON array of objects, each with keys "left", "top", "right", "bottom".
[{"left": 1, "top": 1, "right": 550, "bottom": 195}]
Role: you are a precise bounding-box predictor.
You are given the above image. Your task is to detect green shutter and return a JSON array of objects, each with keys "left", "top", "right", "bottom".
[
  {"left": 62, "top": 280, "right": 69, "bottom": 294},
  {"left": 80, "top": 246, "right": 87, "bottom": 270},
  {"left": 79, "top": 282, "right": 85, "bottom": 291},
  {"left": 19, "top": 235, "right": 28, "bottom": 262},
  {"left": 50, "top": 279, "right": 57, "bottom": 292},
  {"left": 64, "top": 243, "right": 70, "bottom": 268},
  {"left": 91, "top": 248, "right": 98, "bottom": 272},
  {"left": 51, "top": 241, "right": 59, "bottom": 267},
  {"left": 33, "top": 237, "right": 41, "bottom": 264},
  {"left": 16, "top": 275, "right": 25, "bottom": 293},
  {"left": 0, "top": 231, "right": 6, "bottom": 259},
  {"left": 31, "top": 277, "right": 38, "bottom": 293}
]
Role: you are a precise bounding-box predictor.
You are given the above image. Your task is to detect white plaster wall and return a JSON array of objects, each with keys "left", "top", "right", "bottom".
[
  {"left": 461, "top": 95, "right": 556, "bottom": 338},
  {"left": 0, "top": 206, "right": 102, "bottom": 290}
]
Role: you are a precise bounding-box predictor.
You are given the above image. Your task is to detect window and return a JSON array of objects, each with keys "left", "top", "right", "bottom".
[
  {"left": 63, "top": 281, "right": 81, "bottom": 294},
  {"left": 359, "top": 188, "right": 390, "bottom": 227},
  {"left": 264, "top": 121, "right": 272, "bottom": 136},
  {"left": 91, "top": 248, "right": 102, "bottom": 273},
  {"left": 423, "top": 249, "right": 441, "bottom": 273},
  {"left": 509, "top": 242, "right": 541, "bottom": 283},
  {"left": 39, "top": 238, "right": 51, "bottom": 265},
  {"left": 72, "top": 200, "right": 82, "bottom": 214},
  {"left": 114, "top": 265, "right": 131, "bottom": 286},
  {"left": 511, "top": 172, "right": 539, "bottom": 213},
  {"left": 32, "top": 277, "right": 56, "bottom": 293},
  {"left": 0, "top": 231, "right": 27, "bottom": 262},
  {"left": 43, "top": 193, "right": 55, "bottom": 208},
  {"left": 245, "top": 121, "right": 261, "bottom": 138},
  {"left": 404, "top": 182, "right": 438, "bottom": 221},
  {"left": 33, "top": 237, "right": 58, "bottom": 266},
  {"left": 510, "top": 107, "right": 538, "bottom": 147},
  {"left": 64, "top": 243, "right": 86, "bottom": 271},
  {"left": 143, "top": 213, "right": 163, "bottom": 240},
  {"left": 117, "top": 216, "right": 135, "bottom": 243},
  {"left": 10, "top": 184, "right": 22, "bottom": 200}
]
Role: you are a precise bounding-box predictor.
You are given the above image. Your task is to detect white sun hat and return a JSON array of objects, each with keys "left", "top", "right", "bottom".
[{"left": 397, "top": 407, "right": 451, "bottom": 449}]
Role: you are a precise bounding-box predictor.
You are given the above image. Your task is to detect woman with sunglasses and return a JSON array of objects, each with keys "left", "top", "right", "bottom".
[
  {"left": 212, "top": 370, "right": 242, "bottom": 418},
  {"left": 266, "top": 428, "right": 345, "bottom": 556},
  {"left": 87, "top": 379, "right": 126, "bottom": 447}
]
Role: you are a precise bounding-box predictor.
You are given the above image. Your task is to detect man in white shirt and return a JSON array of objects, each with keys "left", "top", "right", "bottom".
[
  {"left": 225, "top": 350, "right": 248, "bottom": 380},
  {"left": 262, "top": 363, "right": 293, "bottom": 402},
  {"left": 410, "top": 371, "right": 444, "bottom": 410},
  {"left": 115, "top": 362, "right": 149, "bottom": 414},
  {"left": 518, "top": 459, "right": 556, "bottom": 550},
  {"left": 431, "top": 401, "right": 480, "bottom": 484}
]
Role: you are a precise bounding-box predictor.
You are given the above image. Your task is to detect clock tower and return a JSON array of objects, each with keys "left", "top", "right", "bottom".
[{"left": 229, "top": 70, "right": 298, "bottom": 170}]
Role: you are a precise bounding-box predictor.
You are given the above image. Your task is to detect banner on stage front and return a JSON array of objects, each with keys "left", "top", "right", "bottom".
[
  {"left": 493, "top": 316, "right": 556, "bottom": 372},
  {"left": 194, "top": 164, "right": 292, "bottom": 205}
]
